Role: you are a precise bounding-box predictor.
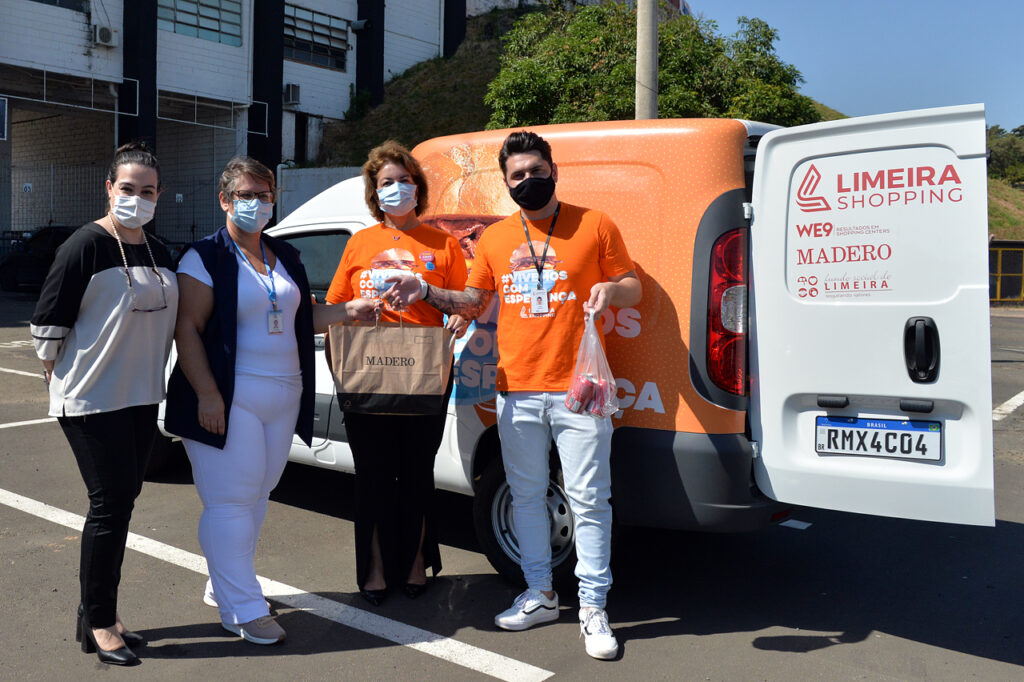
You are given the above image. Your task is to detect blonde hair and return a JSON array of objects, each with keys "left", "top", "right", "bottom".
[
  {"left": 362, "top": 141, "right": 428, "bottom": 222},
  {"left": 218, "top": 156, "right": 276, "bottom": 199}
]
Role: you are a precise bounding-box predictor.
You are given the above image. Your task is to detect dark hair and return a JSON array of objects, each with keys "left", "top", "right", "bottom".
[
  {"left": 498, "top": 131, "right": 553, "bottom": 177},
  {"left": 362, "top": 140, "right": 429, "bottom": 222},
  {"left": 218, "top": 156, "right": 276, "bottom": 199},
  {"left": 108, "top": 141, "right": 161, "bottom": 188}
]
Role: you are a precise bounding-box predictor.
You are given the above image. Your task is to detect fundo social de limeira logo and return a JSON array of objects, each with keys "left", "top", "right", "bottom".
[{"left": 795, "top": 165, "right": 831, "bottom": 212}]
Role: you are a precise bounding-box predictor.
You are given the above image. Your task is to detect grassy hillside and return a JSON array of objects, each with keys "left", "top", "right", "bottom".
[
  {"left": 322, "top": 11, "right": 518, "bottom": 166},
  {"left": 989, "top": 177, "right": 1024, "bottom": 240},
  {"left": 813, "top": 101, "right": 846, "bottom": 121}
]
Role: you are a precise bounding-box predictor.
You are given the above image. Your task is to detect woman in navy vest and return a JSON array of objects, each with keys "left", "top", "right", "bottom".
[{"left": 166, "top": 157, "right": 376, "bottom": 645}]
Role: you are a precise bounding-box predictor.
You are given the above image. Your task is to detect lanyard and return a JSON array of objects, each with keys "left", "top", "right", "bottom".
[
  {"left": 231, "top": 238, "right": 278, "bottom": 311},
  {"left": 520, "top": 202, "right": 560, "bottom": 286}
]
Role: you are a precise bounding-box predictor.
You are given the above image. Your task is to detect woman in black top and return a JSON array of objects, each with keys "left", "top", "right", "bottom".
[{"left": 30, "top": 142, "right": 178, "bottom": 666}]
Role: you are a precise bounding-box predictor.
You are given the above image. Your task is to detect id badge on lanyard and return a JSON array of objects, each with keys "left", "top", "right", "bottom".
[
  {"left": 522, "top": 203, "right": 559, "bottom": 317},
  {"left": 268, "top": 309, "right": 284, "bottom": 334},
  {"left": 530, "top": 285, "right": 549, "bottom": 315}
]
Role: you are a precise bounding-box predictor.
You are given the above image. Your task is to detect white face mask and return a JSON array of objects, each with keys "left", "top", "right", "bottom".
[
  {"left": 111, "top": 194, "right": 156, "bottom": 229},
  {"left": 376, "top": 182, "right": 418, "bottom": 216}
]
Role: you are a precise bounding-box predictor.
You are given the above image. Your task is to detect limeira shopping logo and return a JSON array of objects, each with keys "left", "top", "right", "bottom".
[
  {"left": 795, "top": 163, "right": 964, "bottom": 213},
  {"left": 795, "top": 165, "right": 831, "bottom": 212}
]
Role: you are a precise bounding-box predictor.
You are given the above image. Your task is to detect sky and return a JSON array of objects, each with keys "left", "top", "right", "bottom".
[{"left": 694, "top": 0, "right": 1022, "bottom": 130}]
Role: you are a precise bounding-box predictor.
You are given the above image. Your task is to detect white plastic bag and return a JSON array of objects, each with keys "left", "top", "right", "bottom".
[{"left": 564, "top": 314, "right": 618, "bottom": 418}]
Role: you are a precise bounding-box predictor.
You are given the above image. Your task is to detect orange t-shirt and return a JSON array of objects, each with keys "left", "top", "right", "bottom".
[
  {"left": 326, "top": 222, "right": 467, "bottom": 326},
  {"left": 466, "top": 203, "right": 634, "bottom": 392}
]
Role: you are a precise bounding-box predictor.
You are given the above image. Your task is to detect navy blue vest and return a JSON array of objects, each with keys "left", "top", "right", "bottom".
[{"left": 165, "top": 227, "right": 315, "bottom": 448}]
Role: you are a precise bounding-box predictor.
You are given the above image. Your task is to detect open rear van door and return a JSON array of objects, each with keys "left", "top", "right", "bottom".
[{"left": 749, "top": 104, "right": 993, "bottom": 526}]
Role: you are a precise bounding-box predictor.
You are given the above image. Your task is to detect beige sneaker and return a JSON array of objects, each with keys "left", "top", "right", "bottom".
[{"left": 222, "top": 615, "right": 286, "bottom": 645}]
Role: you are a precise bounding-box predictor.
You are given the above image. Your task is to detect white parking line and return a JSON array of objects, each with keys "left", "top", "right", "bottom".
[
  {"left": 993, "top": 389, "right": 1024, "bottom": 422},
  {"left": 0, "top": 487, "right": 553, "bottom": 682},
  {"left": 0, "top": 366, "right": 43, "bottom": 378},
  {"left": 0, "top": 417, "right": 57, "bottom": 430}
]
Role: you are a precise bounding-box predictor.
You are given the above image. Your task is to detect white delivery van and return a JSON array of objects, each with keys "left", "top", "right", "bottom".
[{"left": 156, "top": 104, "right": 994, "bottom": 582}]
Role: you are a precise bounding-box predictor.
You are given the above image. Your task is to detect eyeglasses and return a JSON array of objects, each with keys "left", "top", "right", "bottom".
[{"left": 232, "top": 190, "right": 276, "bottom": 203}]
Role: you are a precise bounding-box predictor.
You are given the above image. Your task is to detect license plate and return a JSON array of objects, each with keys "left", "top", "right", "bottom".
[{"left": 815, "top": 417, "right": 941, "bottom": 461}]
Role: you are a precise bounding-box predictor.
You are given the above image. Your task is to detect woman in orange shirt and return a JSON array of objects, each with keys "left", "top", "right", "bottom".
[{"left": 326, "top": 141, "right": 468, "bottom": 605}]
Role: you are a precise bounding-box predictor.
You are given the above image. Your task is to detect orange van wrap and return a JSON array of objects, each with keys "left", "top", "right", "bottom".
[{"left": 413, "top": 119, "right": 748, "bottom": 434}]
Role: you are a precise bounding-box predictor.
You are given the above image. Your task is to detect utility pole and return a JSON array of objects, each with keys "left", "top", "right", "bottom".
[{"left": 635, "top": 0, "right": 658, "bottom": 119}]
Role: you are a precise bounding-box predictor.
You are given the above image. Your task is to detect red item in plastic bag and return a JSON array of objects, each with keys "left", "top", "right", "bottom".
[
  {"left": 564, "top": 314, "right": 618, "bottom": 418},
  {"left": 566, "top": 373, "right": 596, "bottom": 413},
  {"left": 587, "top": 379, "right": 611, "bottom": 416}
]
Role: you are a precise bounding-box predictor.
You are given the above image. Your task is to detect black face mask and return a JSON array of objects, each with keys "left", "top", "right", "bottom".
[{"left": 509, "top": 176, "right": 556, "bottom": 211}]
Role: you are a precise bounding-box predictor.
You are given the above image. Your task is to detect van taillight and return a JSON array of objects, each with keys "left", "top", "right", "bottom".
[{"left": 707, "top": 228, "right": 748, "bottom": 395}]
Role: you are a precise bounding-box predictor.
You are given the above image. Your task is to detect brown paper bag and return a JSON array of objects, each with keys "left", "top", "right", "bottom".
[{"left": 328, "top": 321, "right": 456, "bottom": 415}]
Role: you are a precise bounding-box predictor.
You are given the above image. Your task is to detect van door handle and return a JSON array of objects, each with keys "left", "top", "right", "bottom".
[{"left": 904, "top": 317, "right": 939, "bottom": 383}]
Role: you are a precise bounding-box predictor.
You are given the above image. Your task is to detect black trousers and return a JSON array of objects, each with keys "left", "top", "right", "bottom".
[
  {"left": 343, "top": 410, "right": 447, "bottom": 589},
  {"left": 59, "top": 404, "right": 157, "bottom": 628}
]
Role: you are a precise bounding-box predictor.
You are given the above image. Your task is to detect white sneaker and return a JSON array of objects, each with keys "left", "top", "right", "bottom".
[
  {"left": 579, "top": 607, "right": 618, "bottom": 660},
  {"left": 222, "top": 615, "right": 286, "bottom": 645},
  {"left": 204, "top": 579, "right": 271, "bottom": 609},
  {"left": 494, "top": 589, "right": 559, "bottom": 631}
]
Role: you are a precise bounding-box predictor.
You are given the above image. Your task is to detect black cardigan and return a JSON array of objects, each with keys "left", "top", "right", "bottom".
[{"left": 164, "top": 227, "right": 316, "bottom": 448}]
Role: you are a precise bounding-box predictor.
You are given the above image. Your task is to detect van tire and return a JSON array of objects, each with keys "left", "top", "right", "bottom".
[{"left": 472, "top": 458, "right": 577, "bottom": 586}]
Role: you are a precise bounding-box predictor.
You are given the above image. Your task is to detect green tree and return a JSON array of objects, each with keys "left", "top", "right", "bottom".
[
  {"left": 484, "top": 3, "right": 820, "bottom": 129},
  {"left": 988, "top": 124, "right": 1024, "bottom": 186}
]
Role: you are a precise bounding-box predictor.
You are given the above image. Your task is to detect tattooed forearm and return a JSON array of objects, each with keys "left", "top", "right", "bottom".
[{"left": 425, "top": 285, "right": 493, "bottom": 320}]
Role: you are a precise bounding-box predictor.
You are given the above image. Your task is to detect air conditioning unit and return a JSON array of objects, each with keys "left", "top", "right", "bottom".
[
  {"left": 283, "top": 83, "right": 301, "bottom": 105},
  {"left": 93, "top": 25, "right": 118, "bottom": 47}
]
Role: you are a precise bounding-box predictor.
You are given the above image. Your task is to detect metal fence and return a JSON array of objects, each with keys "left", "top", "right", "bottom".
[
  {"left": 991, "top": 241, "right": 1024, "bottom": 302},
  {"left": 153, "top": 174, "right": 227, "bottom": 245},
  {"left": 0, "top": 159, "right": 226, "bottom": 254},
  {"left": 0, "top": 161, "right": 107, "bottom": 259}
]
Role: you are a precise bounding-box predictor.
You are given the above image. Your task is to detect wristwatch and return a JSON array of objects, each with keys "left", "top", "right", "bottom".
[{"left": 419, "top": 278, "right": 429, "bottom": 301}]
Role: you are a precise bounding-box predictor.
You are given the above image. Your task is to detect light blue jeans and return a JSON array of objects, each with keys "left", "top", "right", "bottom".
[{"left": 495, "top": 391, "right": 613, "bottom": 609}]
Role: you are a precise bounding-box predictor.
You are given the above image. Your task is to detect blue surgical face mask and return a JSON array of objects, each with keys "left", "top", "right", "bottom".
[
  {"left": 376, "top": 182, "right": 418, "bottom": 216},
  {"left": 231, "top": 198, "right": 274, "bottom": 233}
]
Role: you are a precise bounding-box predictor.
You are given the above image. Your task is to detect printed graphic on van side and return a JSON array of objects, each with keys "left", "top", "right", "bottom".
[{"left": 415, "top": 119, "right": 753, "bottom": 434}]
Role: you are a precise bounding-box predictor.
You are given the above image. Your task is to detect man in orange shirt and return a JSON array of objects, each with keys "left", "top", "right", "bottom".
[{"left": 387, "top": 131, "right": 641, "bottom": 660}]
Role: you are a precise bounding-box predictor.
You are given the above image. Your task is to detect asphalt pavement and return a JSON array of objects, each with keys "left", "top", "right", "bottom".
[{"left": 1, "top": 288, "right": 1023, "bottom": 681}]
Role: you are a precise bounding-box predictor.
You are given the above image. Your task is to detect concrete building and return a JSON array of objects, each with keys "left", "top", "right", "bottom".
[{"left": 0, "top": 0, "right": 466, "bottom": 242}]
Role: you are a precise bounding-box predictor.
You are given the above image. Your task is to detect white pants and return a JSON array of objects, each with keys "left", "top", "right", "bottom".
[{"left": 183, "top": 373, "right": 301, "bottom": 625}]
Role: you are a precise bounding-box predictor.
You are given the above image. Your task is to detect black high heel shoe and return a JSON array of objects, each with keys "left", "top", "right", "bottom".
[
  {"left": 359, "top": 588, "right": 387, "bottom": 607},
  {"left": 403, "top": 581, "right": 429, "bottom": 599},
  {"left": 77, "top": 604, "right": 145, "bottom": 647},
  {"left": 76, "top": 607, "right": 139, "bottom": 666}
]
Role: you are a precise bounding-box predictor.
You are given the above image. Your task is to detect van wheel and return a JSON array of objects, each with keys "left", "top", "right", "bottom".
[
  {"left": 472, "top": 458, "right": 577, "bottom": 586},
  {"left": 145, "top": 433, "right": 183, "bottom": 479}
]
